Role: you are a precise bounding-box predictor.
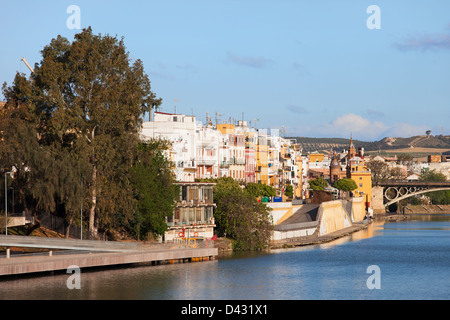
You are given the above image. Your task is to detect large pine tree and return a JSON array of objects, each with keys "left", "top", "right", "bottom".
[{"left": 1, "top": 28, "right": 161, "bottom": 237}]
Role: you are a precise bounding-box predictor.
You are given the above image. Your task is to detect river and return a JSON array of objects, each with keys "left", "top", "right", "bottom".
[{"left": 0, "top": 215, "right": 449, "bottom": 300}]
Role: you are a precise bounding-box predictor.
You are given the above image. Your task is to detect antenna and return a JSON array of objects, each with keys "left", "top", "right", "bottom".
[
  {"left": 215, "top": 112, "right": 223, "bottom": 126},
  {"left": 20, "top": 57, "right": 34, "bottom": 74}
]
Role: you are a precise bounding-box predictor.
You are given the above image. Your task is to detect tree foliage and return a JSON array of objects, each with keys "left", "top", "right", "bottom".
[
  {"left": 213, "top": 178, "right": 273, "bottom": 251},
  {"left": 367, "top": 159, "right": 404, "bottom": 186},
  {"left": 1, "top": 28, "right": 161, "bottom": 238},
  {"left": 334, "top": 178, "right": 358, "bottom": 192},
  {"left": 419, "top": 168, "right": 447, "bottom": 182},
  {"left": 309, "top": 176, "right": 328, "bottom": 190},
  {"left": 244, "top": 182, "right": 276, "bottom": 198},
  {"left": 419, "top": 168, "right": 450, "bottom": 204},
  {"left": 129, "top": 141, "right": 178, "bottom": 239},
  {"left": 284, "top": 184, "right": 294, "bottom": 198}
]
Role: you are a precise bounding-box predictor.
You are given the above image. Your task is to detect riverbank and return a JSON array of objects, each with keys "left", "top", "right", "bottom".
[
  {"left": 269, "top": 222, "right": 370, "bottom": 250},
  {"left": 403, "top": 204, "right": 450, "bottom": 214}
]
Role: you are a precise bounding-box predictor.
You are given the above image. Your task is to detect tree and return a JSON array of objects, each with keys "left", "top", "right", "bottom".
[
  {"left": 419, "top": 168, "right": 450, "bottom": 205},
  {"left": 284, "top": 184, "right": 294, "bottom": 198},
  {"left": 214, "top": 177, "right": 273, "bottom": 251},
  {"left": 1, "top": 28, "right": 161, "bottom": 237},
  {"left": 129, "top": 140, "right": 178, "bottom": 239},
  {"left": 419, "top": 168, "right": 446, "bottom": 182},
  {"left": 397, "top": 154, "right": 414, "bottom": 165},
  {"left": 309, "top": 176, "right": 328, "bottom": 190},
  {"left": 334, "top": 178, "right": 358, "bottom": 192},
  {"left": 367, "top": 160, "right": 390, "bottom": 186},
  {"left": 244, "top": 182, "right": 276, "bottom": 198}
]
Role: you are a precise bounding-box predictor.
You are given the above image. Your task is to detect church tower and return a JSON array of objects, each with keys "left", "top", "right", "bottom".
[{"left": 348, "top": 135, "right": 356, "bottom": 160}]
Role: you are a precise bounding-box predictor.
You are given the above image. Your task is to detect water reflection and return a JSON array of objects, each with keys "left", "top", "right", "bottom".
[{"left": 1, "top": 215, "right": 449, "bottom": 300}]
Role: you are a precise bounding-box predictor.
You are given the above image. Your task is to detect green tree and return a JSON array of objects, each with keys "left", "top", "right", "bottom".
[
  {"left": 334, "top": 178, "right": 358, "bottom": 192},
  {"left": 419, "top": 168, "right": 446, "bottom": 182},
  {"left": 1, "top": 28, "right": 161, "bottom": 237},
  {"left": 129, "top": 140, "right": 178, "bottom": 239},
  {"left": 419, "top": 168, "right": 450, "bottom": 204},
  {"left": 244, "top": 182, "right": 276, "bottom": 198},
  {"left": 284, "top": 184, "right": 294, "bottom": 198},
  {"left": 214, "top": 178, "right": 273, "bottom": 251},
  {"left": 309, "top": 176, "right": 328, "bottom": 190}
]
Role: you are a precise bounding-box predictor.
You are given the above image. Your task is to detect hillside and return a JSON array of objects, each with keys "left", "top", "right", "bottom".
[{"left": 290, "top": 135, "right": 450, "bottom": 153}]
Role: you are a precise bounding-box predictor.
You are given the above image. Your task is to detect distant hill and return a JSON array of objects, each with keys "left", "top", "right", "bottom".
[{"left": 289, "top": 135, "right": 450, "bottom": 153}]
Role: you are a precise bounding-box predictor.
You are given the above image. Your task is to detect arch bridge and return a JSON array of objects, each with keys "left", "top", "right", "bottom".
[{"left": 378, "top": 181, "right": 450, "bottom": 207}]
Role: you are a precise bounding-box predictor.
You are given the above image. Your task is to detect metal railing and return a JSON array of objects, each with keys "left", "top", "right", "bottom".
[{"left": 274, "top": 220, "right": 318, "bottom": 232}]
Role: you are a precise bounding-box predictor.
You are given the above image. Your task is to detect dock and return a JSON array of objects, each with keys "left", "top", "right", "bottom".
[{"left": 0, "top": 235, "right": 217, "bottom": 277}]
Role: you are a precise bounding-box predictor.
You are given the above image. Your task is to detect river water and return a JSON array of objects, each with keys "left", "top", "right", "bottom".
[{"left": 1, "top": 215, "right": 449, "bottom": 300}]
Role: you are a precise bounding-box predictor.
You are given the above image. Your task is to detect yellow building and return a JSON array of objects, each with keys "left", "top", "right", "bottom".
[
  {"left": 295, "top": 153, "right": 303, "bottom": 198},
  {"left": 256, "top": 136, "right": 269, "bottom": 185},
  {"left": 309, "top": 152, "right": 324, "bottom": 163},
  {"left": 346, "top": 138, "right": 372, "bottom": 209},
  {"left": 217, "top": 123, "right": 235, "bottom": 135}
]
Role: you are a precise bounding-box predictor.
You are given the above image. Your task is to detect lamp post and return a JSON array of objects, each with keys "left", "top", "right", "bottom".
[
  {"left": 4, "top": 172, "right": 12, "bottom": 235},
  {"left": 9, "top": 187, "right": 14, "bottom": 215}
]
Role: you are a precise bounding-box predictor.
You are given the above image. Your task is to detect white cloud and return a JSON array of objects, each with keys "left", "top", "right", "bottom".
[
  {"left": 292, "top": 113, "right": 430, "bottom": 141},
  {"left": 383, "top": 123, "right": 429, "bottom": 138},
  {"left": 319, "top": 114, "right": 387, "bottom": 140}
]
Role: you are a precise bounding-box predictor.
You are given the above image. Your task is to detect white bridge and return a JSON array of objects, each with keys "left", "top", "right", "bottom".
[{"left": 378, "top": 181, "right": 450, "bottom": 207}]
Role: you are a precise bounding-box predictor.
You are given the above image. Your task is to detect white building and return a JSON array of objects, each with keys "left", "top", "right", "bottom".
[
  {"left": 140, "top": 112, "right": 198, "bottom": 182},
  {"left": 196, "top": 124, "right": 220, "bottom": 179}
]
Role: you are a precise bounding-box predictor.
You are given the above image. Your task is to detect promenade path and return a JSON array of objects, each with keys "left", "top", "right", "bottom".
[{"left": 0, "top": 235, "right": 217, "bottom": 277}]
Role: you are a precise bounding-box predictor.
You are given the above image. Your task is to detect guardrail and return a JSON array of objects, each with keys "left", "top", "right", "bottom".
[{"left": 274, "top": 220, "right": 318, "bottom": 232}]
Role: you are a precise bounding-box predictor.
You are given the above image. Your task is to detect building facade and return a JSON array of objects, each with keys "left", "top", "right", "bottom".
[{"left": 164, "top": 182, "right": 216, "bottom": 242}]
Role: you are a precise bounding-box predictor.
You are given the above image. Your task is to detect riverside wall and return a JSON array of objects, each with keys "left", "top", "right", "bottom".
[{"left": 270, "top": 197, "right": 367, "bottom": 243}]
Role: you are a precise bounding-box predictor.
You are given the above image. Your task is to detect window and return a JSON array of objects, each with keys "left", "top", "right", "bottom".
[
  {"left": 205, "top": 207, "right": 213, "bottom": 221},
  {"left": 181, "top": 208, "right": 188, "bottom": 224},
  {"left": 359, "top": 183, "right": 363, "bottom": 188},
  {"left": 181, "top": 186, "right": 188, "bottom": 201},
  {"left": 196, "top": 207, "right": 203, "bottom": 222}
]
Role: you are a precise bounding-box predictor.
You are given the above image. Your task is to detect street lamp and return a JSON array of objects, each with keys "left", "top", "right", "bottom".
[
  {"left": 4, "top": 172, "right": 12, "bottom": 235},
  {"left": 9, "top": 187, "right": 14, "bottom": 215}
]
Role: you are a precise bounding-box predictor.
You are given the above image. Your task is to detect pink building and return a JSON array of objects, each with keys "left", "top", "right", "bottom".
[{"left": 245, "top": 147, "right": 256, "bottom": 183}]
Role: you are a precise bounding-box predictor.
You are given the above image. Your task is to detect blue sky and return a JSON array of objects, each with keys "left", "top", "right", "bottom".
[{"left": 1, "top": 0, "right": 449, "bottom": 141}]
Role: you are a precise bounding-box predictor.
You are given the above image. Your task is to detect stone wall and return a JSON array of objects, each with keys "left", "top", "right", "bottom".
[{"left": 318, "top": 200, "right": 353, "bottom": 236}]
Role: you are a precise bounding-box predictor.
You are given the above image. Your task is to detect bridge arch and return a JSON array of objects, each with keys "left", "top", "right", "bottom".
[{"left": 384, "top": 187, "right": 450, "bottom": 207}]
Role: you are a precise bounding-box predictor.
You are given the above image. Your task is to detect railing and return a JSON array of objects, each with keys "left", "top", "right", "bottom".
[
  {"left": 274, "top": 220, "right": 318, "bottom": 232},
  {"left": 176, "top": 161, "right": 197, "bottom": 168},
  {"left": 197, "top": 157, "right": 216, "bottom": 166}
]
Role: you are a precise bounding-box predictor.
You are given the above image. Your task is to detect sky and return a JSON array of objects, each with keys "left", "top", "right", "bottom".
[{"left": 1, "top": 0, "right": 449, "bottom": 141}]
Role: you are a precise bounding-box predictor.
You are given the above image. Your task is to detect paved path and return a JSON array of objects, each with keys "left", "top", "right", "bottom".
[
  {"left": 0, "top": 235, "right": 218, "bottom": 277},
  {"left": 0, "top": 247, "right": 218, "bottom": 277},
  {"left": 0, "top": 235, "right": 149, "bottom": 252},
  {"left": 270, "top": 223, "right": 369, "bottom": 249}
]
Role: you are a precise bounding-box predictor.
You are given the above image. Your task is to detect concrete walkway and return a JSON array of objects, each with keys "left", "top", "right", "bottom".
[
  {"left": 0, "top": 235, "right": 218, "bottom": 277},
  {"left": 0, "top": 247, "right": 218, "bottom": 277},
  {"left": 0, "top": 234, "right": 152, "bottom": 252},
  {"left": 270, "top": 223, "right": 369, "bottom": 249}
]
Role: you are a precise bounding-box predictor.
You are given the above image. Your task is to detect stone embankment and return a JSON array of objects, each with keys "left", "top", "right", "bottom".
[
  {"left": 403, "top": 204, "right": 450, "bottom": 214},
  {"left": 269, "top": 222, "right": 369, "bottom": 249}
]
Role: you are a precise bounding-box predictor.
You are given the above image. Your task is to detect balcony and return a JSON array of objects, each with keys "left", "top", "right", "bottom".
[
  {"left": 220, "top": 161, "right": 230, "bottom": 168},
  {"left": 229, "top": 158, "right": 246, "bottom": 165},
  {"left": 197, "top": 157, "right": 216, "bottom": 166},
  {"left": 176, "top": 161, "right": 197, "bottom": 169}
]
